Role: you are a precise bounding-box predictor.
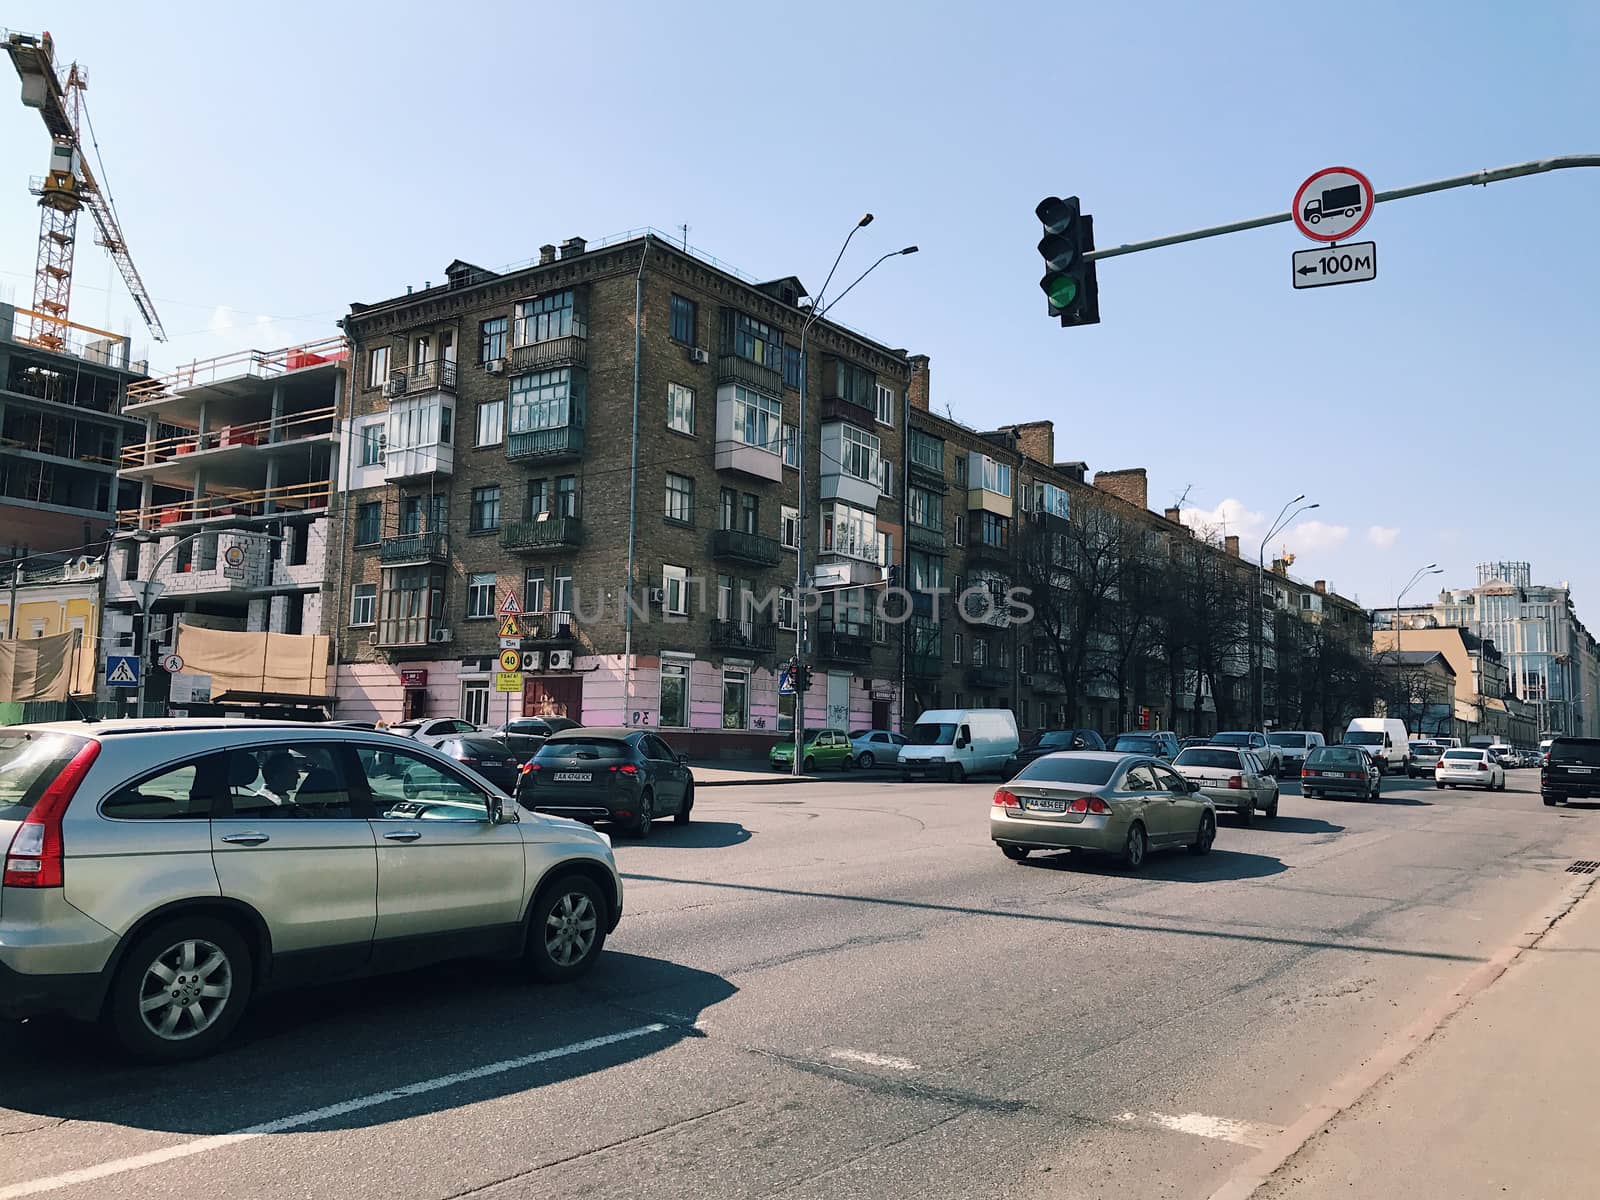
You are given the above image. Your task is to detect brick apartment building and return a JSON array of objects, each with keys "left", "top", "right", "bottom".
[{"left": 331, "top": 235, "right": 911, "bottom": 753}]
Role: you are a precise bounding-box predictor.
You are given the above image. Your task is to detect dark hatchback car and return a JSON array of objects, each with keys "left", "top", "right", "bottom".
[
  {"left": 435, "top": 734, "right": 523, "bottom": 793},
  {"left": 1005, "top": 728, "right": 1106, "bottom": 778},
  {"left": 517, "top": 728, "right": 694, "bottom": 837},
  {"left": 496, "top": 716, "right": 581, "bottom": 764},
  {"left": 1542, "top": 736, "right": 1600, "bottom": 805},
  {"left": 1110, "top": 731, "right": 1180, "bottom": 760},
  {"left": 1300, "top": 745, "right": 1382, "bottom": 800}
]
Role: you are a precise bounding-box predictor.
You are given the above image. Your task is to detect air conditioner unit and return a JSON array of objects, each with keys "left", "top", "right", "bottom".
[
  {"left": 688, "top": 347, "right": 710, "bottom": 365},
  {"left": 548, "top": 649, "right": 574, "bottom": 670},
  {"left": 377, "top": 430, "right": 388, "bottom": 446},
  {"left": 430, "top": 627, "right": 452, "bottom": 643},
  {"left": 376, "top": 449, "right": 387, "bottom": 465},
  {"left": 523, "top": 651, "right": 543, "bottom": 671},
  {"left": 368, "top": 631, "right": 380, "bottom": 645},
  {"left": 485, "top": 357, "right": 507, "bottom": 375},
  {"left": 648, "top": 587, "right": 666, "bottom": 606},
  {"left": 383, "top": 378, "right": 407, "bottom": 399}
]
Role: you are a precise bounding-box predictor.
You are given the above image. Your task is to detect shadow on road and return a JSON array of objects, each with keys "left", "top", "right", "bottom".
[
  {"left": 0, "top": 952, "right": 734, "bottom": 1136},
  {"left": 1245, "top": 815, "right": 1345, "bottom": 835},
  {"left": 1020, "top": 847, "right": 1288, "bottom": 882},
  {"left": 637, "top": 819, "right": 754, "bottom": 849}
]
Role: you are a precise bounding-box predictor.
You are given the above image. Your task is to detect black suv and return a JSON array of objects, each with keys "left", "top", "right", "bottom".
[
  {"left": 1004, "top": 729, "right": 1106, "bottom": 778},
  {"left": 1541, "top": 736, "right": 1600, "bottom": 806}
]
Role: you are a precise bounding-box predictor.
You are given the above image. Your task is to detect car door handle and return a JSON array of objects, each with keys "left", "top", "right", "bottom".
[
  {"left": 383, "top": 829, "right": 422, "bottom": 842},
  {"left": 220, "top": 832, "right": 270, "bottom": 846}
]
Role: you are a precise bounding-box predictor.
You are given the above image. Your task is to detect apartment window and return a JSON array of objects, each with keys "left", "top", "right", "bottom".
[
  {"left": 354, "top": 501, "right": 382, "bottom": 547},
  {"left": 996, "top": 641, "right": 1010, "bottom": 669},
  {"left": 412, "top": 334, "right": 431, "bottom": 367},
  {"left": 663, "top": 564, "right": 689, "bottom": 616},
  {"left": 953, "top": 632, "right": 964, "bottom": 664},
  {"left": 877, "top": 531, "right": 894, "bottom": 568},
  {"left": 194, "top": 532, "right": 218, "bottom": 572},
  {"left": 979, "top": 456, "right": 1012, "bottom": 496},
  {"left": 555, "top": 475, "right": 578, "bottom": 518},
  {"left": 664, "top": 473, "right": 695, "bottom": 524},
  {"left": 953, "top": 514, "right": 966, "bottom": 547},
  {"left": 780, "top": 505, "right": 799, "bottom": 550},
  {"left": 508, "top": 368, "right": 577, "bottom": 434},
  {"left": 729, "top": 311, "right": 781, "bottom": 368},
  {"left": 1019, "top": 699, "right": 1029, "bottom": 730},
  {"left": 440, "top": 405, "right": 452, "bottom": 444},
  {"left": 667, "top": 383, "right": 695, "bottom": 435},
  {"left": 820, "top": 503, "right": 877, "bottom": 561},
  {"left": 909, "top": 486, "right": 942, "bottom": 532},
  {"left": 782, "top": 422, "right": 799, "bottom": 467},
  {"left": 909, "top": 429, "right": 944, "bottom": 475},
  {"left": 878, "top": 458, "right": 894, "bottom": 497},
  {"left": 386, "top": 394, "right": 451, "bottom": 451},
  {"left": 525, "top": 478, "right": 550, "bottom": 519},
  {"left": 977, "top": 512, "right": 1010, "bottom": 549},
  {"left": 479, "top": 317, "right": 507, "bottom": 364},
  {"left": 359, "top": 423, "right": 384, "bottom": 466},
  {"left": 513, "top": 290, "right": 576, "bottom": 347},
  {"left": 716, "top": 573, "right": 734, "bottom": 621},
  {"left": 875, "top": 383, "right": 895, "bottom": 426},
  {"left": 475, "top": 399, "right": 504, "bottom": 447},
  {"left": 470, "top": 486, "right": 501, "bottom": 533},
  {"left": 722, "top": 667, "right": 749, "bottom": 730},
  {"left": 1019, "top": 645, "right": 1029, "bottom": 675},
  {"left": 121, "top": 543, "right": 139, "bottom": 581},
  {"left": 466, "top": 572, "right": 497, "bottom": 619},
  {"left": 378, "top": 566, "right": 445, "bottom": 646},
  {"left": 778, "top": 585, "right": 796, "bottom": 631},
  {"left": 973, "top": 639, "right": 989, "bottom": 667},
  {"left": 553, "top": 568, "right": 573, "bottom": 614},
  {"left": 367, "top": 345, "right": 390, "bottom": 388},
  {"left": 718, "top": 487, "right": 737, "bottom": 531},
  {"left": 670, "top": 294, "right": 697, "bottom": 346},
  {"left": 954, "top": 455, "right": 967, "bottom": 486},
  {"left": 826, "top": 357, "right": 876, "bottom": 408},
  {"left": 730, "top": 385, "right": 781, "bottom": 451},
  {"left": 741, "top": 493, "right": 759, "bottom": 534},
  {"left": 839, "top": 425, "right": 881, "bottom": 484},
  {"left": 524, "top": 568, "right": 546, "bottom": 614},
  {"left": 461, "top": 682, "right": 492, "bottom": 727},
  {"left": 874, "top": 618, "right": 888, "bottom": 645},
  {"left": 783, "top": 345, "right": 802, "bottom": 389},
  {"left": 349, "top": 583, "right": 376, "bottom": 627},
  {"left": 660, "top": 660, "right": 689, "bottom": 727},
  {"left": 909, "top": 550, "right": 944, "bottom": 591}
]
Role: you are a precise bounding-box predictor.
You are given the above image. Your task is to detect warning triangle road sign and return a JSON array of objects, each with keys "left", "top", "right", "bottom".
[
  {"left": 499, "top": 614, "right": 521, "bottom": 639},
  {"left": 107, "top": 657, "right": 138, "bottom": 685},
  {"left": 499, "top": 591, "right": 522, "bottom": 616}
]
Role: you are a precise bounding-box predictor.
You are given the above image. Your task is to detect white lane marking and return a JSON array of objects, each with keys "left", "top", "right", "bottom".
[
  {"left": 0, "top": 1024, "right": 669, "bottom": 1200},
  {"left": 1114, "top": 1110, "right": 1278, "bottom": 1148},
  {"left": 827, "top": 1048, "right": 920, "bottom": 1071}
]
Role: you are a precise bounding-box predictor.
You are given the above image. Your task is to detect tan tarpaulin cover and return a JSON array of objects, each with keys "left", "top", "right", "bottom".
[
  {"left": 0, "top": 630, "right": 77, "bottom": 702},
  {"left": 173, "top": 626, "right": 330, "bottom": 698}
]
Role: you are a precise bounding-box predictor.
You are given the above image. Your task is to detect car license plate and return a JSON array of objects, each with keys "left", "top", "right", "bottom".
[
  {"left": 553, "top": 771, "right": 592, "bottom": 782},
  {"left": 1320, "top": 771, "right": 1342, "bottom": 777},
  {"left": 1567, "top": 767, "right": 1593, "bottom": 774},
  {"left": 1024, "top": 797, "right": 1067, "bottom": 812}
]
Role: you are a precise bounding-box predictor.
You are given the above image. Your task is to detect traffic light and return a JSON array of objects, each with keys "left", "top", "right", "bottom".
[{"left": 1036, "top": 195, "right": 1100, "bottom": 327}]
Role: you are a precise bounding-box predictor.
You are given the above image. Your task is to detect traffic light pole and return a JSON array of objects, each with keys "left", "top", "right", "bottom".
[{"left": 1084, "top": 155, "right": 1600, "bottom": 263}]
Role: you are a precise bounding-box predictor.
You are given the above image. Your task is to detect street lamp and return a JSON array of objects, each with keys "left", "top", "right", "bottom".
[
  {"left": 792, "top": 222, "right": 917, "bottom": 776},
  {"left": 124, "top": 527, "right": 282, "bottom": 717},
  {"left": 1393, "top": 563, "right": 1443, "bottom": 654},
  {"left": 1254, "top": 496, "right": 1319, "bottom": 728}
]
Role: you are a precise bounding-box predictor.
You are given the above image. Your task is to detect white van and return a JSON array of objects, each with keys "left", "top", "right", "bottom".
[
  {"left": 898, "top": 709, "right": 1019, "bottom": 782},
  {"left": 1343, "top": 718, "right": 1412, "bottom": 775}
]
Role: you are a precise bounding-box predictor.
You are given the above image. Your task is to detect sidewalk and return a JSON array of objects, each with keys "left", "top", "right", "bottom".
[{"left": 1253, "top": 873, "right": 1600, "bottom": 1200}]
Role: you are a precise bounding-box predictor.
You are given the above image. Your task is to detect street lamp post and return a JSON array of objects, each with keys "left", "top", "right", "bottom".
[
  {"left": 1254, "top": 496, "right": 1319, "bottom": 729},
  {"left": 791, "top": 220, "right": 917, "bottom": 775},
  {"left": 1393, "top": 563, "right": 1443, "bottom": 654},
  {"left": 127, "top": 528, "right": 282, "bottom": 717}
]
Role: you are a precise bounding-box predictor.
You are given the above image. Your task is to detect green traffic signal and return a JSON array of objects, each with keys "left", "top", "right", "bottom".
[
  {"left": 1042, "top": 273, "right": 1078, "bottom": 309},
  {"left": 1035, "top": 194, "right": 1101, "bottom": 327}
]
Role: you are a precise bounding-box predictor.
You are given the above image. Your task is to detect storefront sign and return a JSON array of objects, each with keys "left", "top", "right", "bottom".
[{"left": 400, "top": 668, "right": 428, "bottom": 688}]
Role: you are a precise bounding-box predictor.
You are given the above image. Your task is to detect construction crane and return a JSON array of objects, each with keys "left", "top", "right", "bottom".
[{"left": 3, "top": 29, "right": 165, "bottom": 352}]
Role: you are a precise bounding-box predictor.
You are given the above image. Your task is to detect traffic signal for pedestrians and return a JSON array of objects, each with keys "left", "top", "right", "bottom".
[{"left": 1036, "top": 195, "right": 1100, "bottom": 327}]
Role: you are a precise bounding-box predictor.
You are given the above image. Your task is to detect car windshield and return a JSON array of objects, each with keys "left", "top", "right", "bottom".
[
  {"left": 910, "top": 723, "right": 958, "bottom": 746},
  {"left": 1307, "top": 748, "right": 1364, "bottom": 765},
  {"left": 1175, "top": 748, "right": 1241, "bottom": 769},
  {"left": 1210, "top": 733, "right": 1253, "bottom": 747},
  {"left": 1013, "top": 757, "right": 1118, "bottom": 786},
  {"left": 1032, "top": 731, "right": 1080, "bottom": 748},
  {"left": 1111, "top": 735, "right": 1157, "bottom": 751},
  {"left": 0, "top": 731, "right": 91, "bottom": 820},
  {"left": 1345, "top": 731, "right": 1383, "bottom": 746},
  {"left": 1267, "top": 733, "right": 1307, "bottom": 747},
  {"left": 1550, "top": 738, "right": 1600, "bottom": 765},
  {"left": 534, "top": 737, "right": 629, "bottom": 761}
]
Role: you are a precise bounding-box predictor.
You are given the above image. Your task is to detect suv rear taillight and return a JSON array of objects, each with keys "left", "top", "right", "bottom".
[{"left": 3, "top": 740, "right": 101, "bottom": 889}]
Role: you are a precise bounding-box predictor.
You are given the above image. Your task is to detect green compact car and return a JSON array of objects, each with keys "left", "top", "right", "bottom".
[{"left": 769, "top": 728, "right": 854, "bottom": 772}]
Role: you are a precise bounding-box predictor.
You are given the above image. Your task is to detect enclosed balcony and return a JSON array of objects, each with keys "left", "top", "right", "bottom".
[
  {"left": 502, "top": 516, "right": 582, "bottom": 554},
  {"left": 711, "top": 528, "right": 782, "bottom": 568},
  {"left": 968, "top": 665, "right": 1010, "bottom": 690},
  {"left": 816, "top": 629, "right": 874, "bottom": 665},
  {"left": 506, "top": 425, "right": 584, "bottom": 463},
  {"left": 378, "top": 530, "right": 450, "bottom": 566},
  {"left": 908, "top": 651, "right": 943, "bottom": 680},
  {"left": 966, "top": 536, "right": 1011, "bottom": 567},
  {"left": 708, "top": 618, "right": 777, "bottom": 656}
]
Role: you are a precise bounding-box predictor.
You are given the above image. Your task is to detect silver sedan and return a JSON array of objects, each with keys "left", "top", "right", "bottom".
[
  {"left": 991, "top": 751, "right": 1217, "bottom": 870},
  {"left": 1171, "top": 746, "right": 1280, "bottom": 823}
]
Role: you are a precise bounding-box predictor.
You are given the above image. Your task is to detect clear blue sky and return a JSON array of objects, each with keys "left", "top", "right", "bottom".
[{"left": 3, "top": 1, "right": 1595, "bottom": 617}]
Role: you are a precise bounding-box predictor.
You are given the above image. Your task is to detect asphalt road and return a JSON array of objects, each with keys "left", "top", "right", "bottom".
[{"left": 4, "top": 768, "right": 1598, "bottom": 1200}]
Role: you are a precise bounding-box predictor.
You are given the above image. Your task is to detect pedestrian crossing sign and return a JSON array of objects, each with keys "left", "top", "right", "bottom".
[
  {"left": 499, "top": 591, "right": 522, "bottom": 616},
  {"left": 106, "top": 655, "right": 140, "bottom": 687}
]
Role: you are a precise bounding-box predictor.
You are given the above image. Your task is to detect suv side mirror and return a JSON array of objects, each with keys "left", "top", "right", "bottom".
[{"left": 677, "top": 753, "right": 690, "bottom": 765}]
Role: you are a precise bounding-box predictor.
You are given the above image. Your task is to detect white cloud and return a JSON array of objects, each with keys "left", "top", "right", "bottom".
[
  {"left": 1179, "top": 500, "right": 1347, "bottom": 560},
  {"left": 1367, "top": 525, "right": 1401, "bottom": 548},
  {"left": 1286, "top": 520, "right": 1350, "bottom": 551}
]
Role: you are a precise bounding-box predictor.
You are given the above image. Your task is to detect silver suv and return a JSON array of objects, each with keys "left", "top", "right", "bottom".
[{"left": 0, "top": 719, "right": 623, "bottom": 1060}]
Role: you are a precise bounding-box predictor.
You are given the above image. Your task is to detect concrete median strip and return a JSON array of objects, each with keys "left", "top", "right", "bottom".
[{"left": 0, "top": 1023, "right": 670, "bottom": 1200}]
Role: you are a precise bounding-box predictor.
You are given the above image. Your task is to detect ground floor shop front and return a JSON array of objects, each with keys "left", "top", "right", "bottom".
[{"left": 334, "top": 653, "right": 901, "bottom": 759}]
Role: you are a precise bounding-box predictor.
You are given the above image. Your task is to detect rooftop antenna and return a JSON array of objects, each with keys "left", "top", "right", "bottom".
[{"left": 678, "top": 223, "right": 690, "bottom": 251}]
